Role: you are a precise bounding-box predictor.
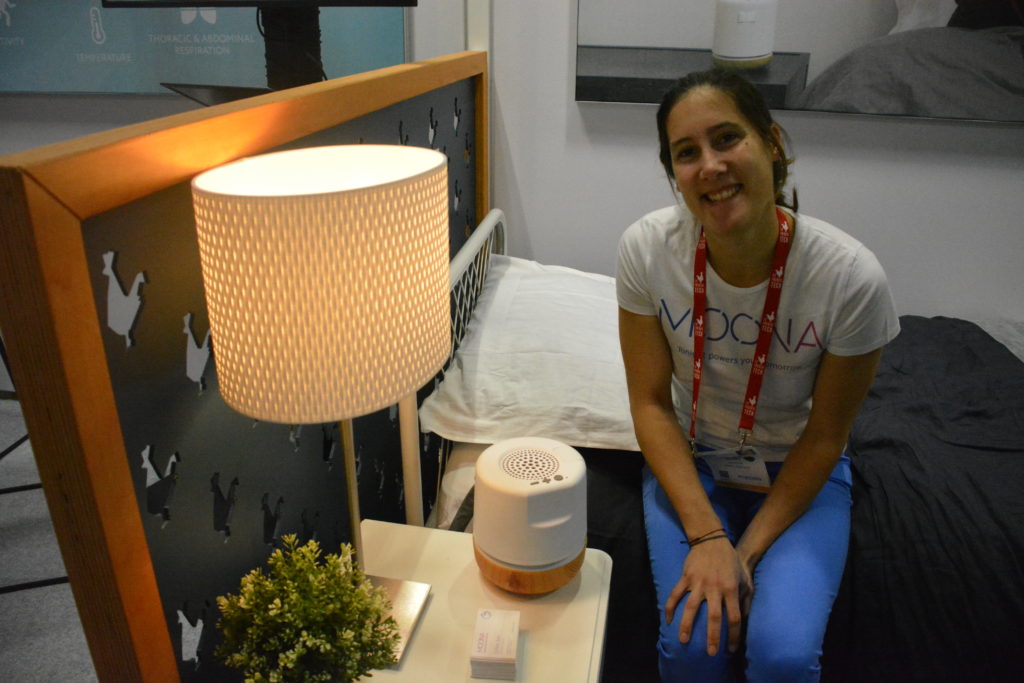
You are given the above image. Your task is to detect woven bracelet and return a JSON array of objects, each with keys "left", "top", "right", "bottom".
[
  {"left": 687, "top": 533, "right": 730, "bottom": 548},
  {"left": 681, "top": 527, "right": 725, "bottom": 545}
]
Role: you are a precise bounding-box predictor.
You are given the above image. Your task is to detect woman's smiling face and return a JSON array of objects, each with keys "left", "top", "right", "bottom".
[{"left": 666, "top": 86, "right": 781, "bottom": 242}]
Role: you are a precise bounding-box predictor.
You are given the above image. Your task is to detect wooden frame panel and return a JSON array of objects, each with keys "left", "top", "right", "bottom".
[{"left": 0, "top": 51, "right": 488, "bottom": 682}]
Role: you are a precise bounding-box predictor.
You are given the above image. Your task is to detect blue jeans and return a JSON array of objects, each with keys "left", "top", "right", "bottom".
[{"left": 642, "top": 454, "right": 852, "bottom": 682}]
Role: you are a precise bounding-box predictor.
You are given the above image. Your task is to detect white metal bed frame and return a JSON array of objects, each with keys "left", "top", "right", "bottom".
[
  {"left": 447, "top": 208, "right": 507, "bottom": 364},
  {"left": 409, "top": 208, "right": 506, "bottom": 516}
]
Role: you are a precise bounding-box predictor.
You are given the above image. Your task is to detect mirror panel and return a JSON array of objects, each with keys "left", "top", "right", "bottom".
[{"left": 576, "top": 0, "right": 1024, "bottom": 123}]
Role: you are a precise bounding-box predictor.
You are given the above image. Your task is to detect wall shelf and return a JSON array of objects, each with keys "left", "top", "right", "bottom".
[{"left": 575, "top": 46, "right": 810, "bottom": 109}]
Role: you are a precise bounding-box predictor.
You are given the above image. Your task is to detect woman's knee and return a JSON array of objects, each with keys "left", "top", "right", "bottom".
[
  {"left": 657, "top": 606, "right": 738, "bottom": 682},
  {"left": 658, "top": 631, "right": 733, "bottom": 682},
  {"left": 745, "top": 638, "right": 822, "bottom": 683}
]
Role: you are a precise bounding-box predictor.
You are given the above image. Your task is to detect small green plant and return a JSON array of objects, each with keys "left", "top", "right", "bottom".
[{"left": 216, "top": 534, "right": 400, "bottom": 683}]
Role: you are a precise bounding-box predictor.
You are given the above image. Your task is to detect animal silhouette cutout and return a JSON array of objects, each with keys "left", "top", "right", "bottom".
[
  {"left": 300, "top": 508, "right": 320, "bottom": 543},
  {"left": 210, "top": 473, "right": 239, "bottom": 539},
  {"left": 452, "top": 179, "right": 462, "bottom": 214},
  {"left": 321, "top": 425, "right": 337, "bottom": 467},
  {"left": 428, "top": 107, "right": 439, "bottom": 147},
  {"left": 177, "top": 607, "right": 204, "bottom": 669},
  {"left": 453, "top": 97, "right": 462, "bottom": 133},
  {"left": 373, "top": 452, "right": 387, "bottom": 499},
  {"left": 142, "top": 445, "right": 180, "bottom": 523},
  {"left": 183, "top": 313, "right": 211, "bottom": 394},
  {"left": 395, "top": 471, "right": 406, "bottom": 509},
  {"left": 262, "top": 493, "right": 284, "bottom": 546},
  {"left": 101, "top": 251, "right": 146, "bottom": 348},
  {"left": 289, "top": 424, "right": 302, "bottom": 451}
]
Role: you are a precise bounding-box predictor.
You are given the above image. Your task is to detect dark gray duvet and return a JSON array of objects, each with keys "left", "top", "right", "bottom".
[{"left": 797, "top": 27, "right": 1024, "bottom": 121}]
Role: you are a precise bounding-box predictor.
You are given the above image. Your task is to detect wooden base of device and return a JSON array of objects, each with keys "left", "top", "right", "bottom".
[
  {"left": 713, "top": 54, "right": 773, "bottom": 70},
  {"left": 473, "top": 541, "right": 587, "bottom": 595}
]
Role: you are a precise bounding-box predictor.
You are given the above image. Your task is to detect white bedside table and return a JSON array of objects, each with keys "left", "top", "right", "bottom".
[{"left": 362, "top": 519, "right": 613, "bottom": 682}]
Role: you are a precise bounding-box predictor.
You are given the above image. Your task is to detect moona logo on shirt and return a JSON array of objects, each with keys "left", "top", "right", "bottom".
[{"left": 659, "top": 299, "right": 822, "bottom": 352}]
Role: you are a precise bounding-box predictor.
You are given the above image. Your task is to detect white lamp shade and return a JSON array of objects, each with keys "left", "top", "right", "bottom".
[{"left": 191, "top": 145, "right": 451, "bottom": 424}]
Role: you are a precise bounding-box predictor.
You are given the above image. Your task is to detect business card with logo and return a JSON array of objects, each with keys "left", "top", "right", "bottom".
[{"left": 470, "top": 608, "right": 519, "bottom": 680}]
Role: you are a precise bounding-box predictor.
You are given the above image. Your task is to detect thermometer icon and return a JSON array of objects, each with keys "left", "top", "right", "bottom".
[{"left": 90, "top": 6, "right": 106, "bottom": 45}]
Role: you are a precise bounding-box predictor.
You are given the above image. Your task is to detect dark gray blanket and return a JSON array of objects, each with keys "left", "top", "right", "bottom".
[
  {"left": 822, "top": 315, "right": 1024, "bottom": 682},
  {"left": 797, "top": 27, "right": 1024, "bottom": 121}
]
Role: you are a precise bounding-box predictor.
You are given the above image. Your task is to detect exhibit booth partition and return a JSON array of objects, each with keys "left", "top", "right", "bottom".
[{"left": 0, "top": 50, "right": 488, "bottom": 682}]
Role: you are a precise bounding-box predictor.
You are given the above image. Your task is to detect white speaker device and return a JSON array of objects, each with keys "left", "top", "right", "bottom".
[
  {"left": 473, "top": 437, "right": 587, "bottom": 595},
  {"left": 712, "top": 0, "right": 778, "bottom": 70}
]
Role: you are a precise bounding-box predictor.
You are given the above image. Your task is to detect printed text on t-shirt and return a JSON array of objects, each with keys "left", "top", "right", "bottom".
[{"left": 660, "top": 299, "right": 823, "bottom": 353}]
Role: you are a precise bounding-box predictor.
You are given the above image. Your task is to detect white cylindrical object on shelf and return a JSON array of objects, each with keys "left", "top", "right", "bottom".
[{"left": 712, "top": 0, "right": 778, "bottom": 69}]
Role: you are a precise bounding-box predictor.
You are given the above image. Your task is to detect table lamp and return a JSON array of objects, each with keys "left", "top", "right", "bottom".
[{"left": 191, "top": 143, "right": 450, "bottom": 658}]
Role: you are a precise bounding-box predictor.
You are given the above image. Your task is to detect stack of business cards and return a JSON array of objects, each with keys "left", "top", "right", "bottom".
[{"left": 470, "top": 608, "right": 520, "bottom": 680}]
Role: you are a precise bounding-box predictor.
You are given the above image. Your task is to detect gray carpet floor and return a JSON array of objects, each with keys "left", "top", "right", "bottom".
[{"left": 0, "top": 398, "right": 97, "bottom": 682}]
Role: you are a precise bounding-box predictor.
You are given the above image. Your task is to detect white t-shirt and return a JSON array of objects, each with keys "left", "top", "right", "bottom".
[{"left": 617, "top": 205, "right": 900, "bottom": 461}]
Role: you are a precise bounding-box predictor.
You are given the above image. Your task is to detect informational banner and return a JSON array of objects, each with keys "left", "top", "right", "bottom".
[{"left": 0, "top": 0, "right": 405, "bottom": 93}]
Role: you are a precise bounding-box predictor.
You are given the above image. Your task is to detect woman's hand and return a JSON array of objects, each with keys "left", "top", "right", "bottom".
[{"left": 665, "top": 537, "right": 754, "bottom": 657}]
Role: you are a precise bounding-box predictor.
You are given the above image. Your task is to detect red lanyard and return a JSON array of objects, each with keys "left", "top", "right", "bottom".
[{"left": 689, "top": 208, "right": 793, "bottom": 449}]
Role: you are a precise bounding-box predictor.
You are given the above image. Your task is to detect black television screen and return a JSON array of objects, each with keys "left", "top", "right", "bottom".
[{"left": 102, "top": 1, "right": 416, "bottom": 6}]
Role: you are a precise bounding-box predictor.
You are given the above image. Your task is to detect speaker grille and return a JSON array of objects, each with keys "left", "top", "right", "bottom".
[{"left": 500, "top": 448, "right": 560, "bottom": 480}]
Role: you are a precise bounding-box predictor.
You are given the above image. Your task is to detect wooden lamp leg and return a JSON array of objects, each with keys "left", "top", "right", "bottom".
[
  {"left": 340, "top": 419, "right": 364, "bottom": 570},
  {"left": 341, "top": 417, "right": 430, "bottom": 662},
  {"left": 398, "top": 393, "right": 424, "bottom": 526}
]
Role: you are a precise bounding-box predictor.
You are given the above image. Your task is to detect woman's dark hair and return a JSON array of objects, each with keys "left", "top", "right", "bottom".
[{"left": 656, "top": 69, "right": 797, "bottom": 211}]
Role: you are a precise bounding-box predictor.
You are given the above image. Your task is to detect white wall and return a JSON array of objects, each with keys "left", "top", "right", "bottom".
[
  {"left": 491, "top": 1, "right": 1024, "bottom": 323},
  {"left": 406, "top": 0, "right": 466, "bottom": 61},
  {"left": 0, "top": 93, "right": 201, "bottom": 157}
]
